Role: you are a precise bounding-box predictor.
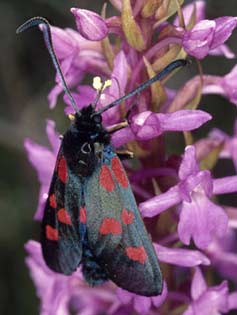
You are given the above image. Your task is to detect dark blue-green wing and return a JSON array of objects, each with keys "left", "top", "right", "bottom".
[
  {"left": 41, "top": 148, "right": 82, "bottom": 275},
  {"left": 84, "top": 147, "right": 162, "bottom": 296}
]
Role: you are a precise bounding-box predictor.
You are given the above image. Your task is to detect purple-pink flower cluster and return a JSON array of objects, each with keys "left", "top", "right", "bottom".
[{"left": 24, "top": 1, "right": 237, "bottom": 314}]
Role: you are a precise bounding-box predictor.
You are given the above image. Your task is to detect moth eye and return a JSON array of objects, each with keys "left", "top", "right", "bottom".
[
  {"left": 93, "top": 114, "right": 102, "bottom": 124},
  {"left": 81, "top": 142, "right": 91, "bottom": 154}
]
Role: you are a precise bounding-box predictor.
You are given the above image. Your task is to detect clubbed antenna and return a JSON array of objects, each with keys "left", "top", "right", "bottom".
[
  {"left": 95, "top": 59, "right": 188, "bottom": 116},
  {"left": 16, "top": 16, "right": 80, "bottom": 115}
]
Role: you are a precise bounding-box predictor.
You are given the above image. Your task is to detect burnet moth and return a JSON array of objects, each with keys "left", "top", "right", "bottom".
[{"left": 17, "top": 17, "right": 187, "bottom": 296}]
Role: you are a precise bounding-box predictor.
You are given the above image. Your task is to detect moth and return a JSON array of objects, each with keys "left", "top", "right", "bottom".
[{"left": 17, "top": 17, "right": 187, "bottom": 296}]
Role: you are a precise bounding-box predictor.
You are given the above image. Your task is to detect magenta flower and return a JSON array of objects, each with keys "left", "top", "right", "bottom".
[
  {"left": 182, "top": 17, "right": 237, "bottom": 59},
  {"left": 112, "top": 110, "right": 211, "bottom": 147},
  {"left": 183, "top": 267, "right": 237, "bottom": 315},
  {"left": 140, "top": 145, "right": 236, "bottom": 249}
]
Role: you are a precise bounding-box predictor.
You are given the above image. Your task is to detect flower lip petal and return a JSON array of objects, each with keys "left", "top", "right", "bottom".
[
  {"left": 178, "top": 192, "right": 228, "bottom": 249},
  {"left": 71, "top": 8, "right": 108, "bottom": 41}
]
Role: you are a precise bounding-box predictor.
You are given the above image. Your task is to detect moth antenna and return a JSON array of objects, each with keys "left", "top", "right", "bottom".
[
  {"left": 16, "top": 16, "right": 80, "bottom": 116},
  {"left": 95, "top": 59, "right": 188, "bottom": 116},
  {"left": 92, "top": 80, "right": 107, "bottom": 109}
]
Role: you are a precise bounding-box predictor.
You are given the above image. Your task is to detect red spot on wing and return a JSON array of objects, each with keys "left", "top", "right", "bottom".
[
  {"left": 111, "top": 157, "right": 129, "bottom": 188},
  {"left": 126, "top": 246, "right": 147, "bottom": 264},
  {"left": 49, "top": 194, "right": 57, "bottom": 208},
  {"left": 57, "top": 208, "right": 72, "bottom": 225},
  {"left": 121, "top": 208, "right": 134, "bottom": 224},
  {"left": 80, "top": 207, "right": 86, "bottom": 224},
  {"left": 100, "top": 218, "right": 122, "bottom": 235},
  {"left": 99, "top": 165, "right": 115, "bottom": 192},
  {"left": 57, "top": 156, "right": 67, "bottom": 183},
  {"left": 46, "top": 225, "right": 59, "bottom": 241}
]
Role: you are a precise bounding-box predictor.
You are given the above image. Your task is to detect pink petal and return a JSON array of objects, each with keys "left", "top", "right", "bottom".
[
  {"left": 111, "top": 126, "right": 135, "bottom": 147},
  {"left": 71, "top": 8, "right": 108, "bottom": 41},
  {"left": 228, "top": 292, "right": 237, "bottom": 310},
  {"left": 204, "top": 282, "right": 229, "bottom": 313},
  {"left": 159, "top": 110, "right": 212, "bottom": 132},
  {"left": 24, "top": 139, "right": 56, "bottom": 220},
  {"left": 180, "top": 170, "right": 213, "bottom": 200},
  {"left": 173, "top": 1, "right": 206, "bottom": 26},
  {"left": 222, "top": 64, "right": 237, "bottom": 105},
  {"left": 140, "top": 186, "right": 181, "bottom": 217},
  {"left": 191, "top": 267, "right": 207, "bottom": 300},
  {"left": 213, "top": 176, "right": 237, "bottom": 195},
  {"left": 152, "top": 281, "right": 168, "bottom": 307},
  {"left": 24, "top": 139, "right": 55, "bottom": 185},
  {"left": 48, "top": 84, "right": 64, "bottom": 109},
  {"left": 64, "top": 85, "right": 96, "bottom": 114},
  {"left": 131, "top": 111, "right": 161, "bottom": 140},
  {"left": 34, "top": 185, "right": 50, "bottom": 220},
  {"left": 178, "top": 191, "right": 228, "bottom": 249},
  {"left": 183, "top": 20, "right": 216, "bottom": 59},
  {"left": 179, "top": 146, "right": 199, "bottom": 180},
  {"left": 117, "top": 288, "right": 133, "bottom": 304},
  {"left": 184, "top": 276, "right": 229, "bottom": 315},
  {"left": 211, "top": 16, "right": 237, "bottom": 49},
  {"left": 209, "top": 44, "right": 235, "bottom": 59},
  {"left": 46, "top": 120, "right": 60, "bottom": 154},
  {"left": 195, "top": 137, "right": 224, "bottom": 162},
  {"left": 51, "top": 26, "right": 78, "bottom": 59},
  {"left": 133, "top": 295, "right": 151, "bottom": 314},
  {"left": 154, "top": 244, "right": 210, "bottom": 266},
  {"left": 109, "top": 51, "right": 128, "bottom": 98}
]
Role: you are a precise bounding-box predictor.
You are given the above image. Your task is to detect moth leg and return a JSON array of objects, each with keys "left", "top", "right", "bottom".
[
  {"left": 107, "top": 93, "right": 139, "bottom": 134},
  {"left": 109, "top": 94, "right": 139, "bottom": 134},
  {"left": 116, "top": 149, "right": 134, "bottom": 160},
  {"left": 126, "top": 92, "right": 140, "bottom": 123},
  {"left": 107, "top": 121, "right": 128, "bottom": 134}
]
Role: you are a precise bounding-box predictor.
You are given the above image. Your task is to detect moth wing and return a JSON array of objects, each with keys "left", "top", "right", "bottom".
[
  {"left": 84, "top": 149, "right": 162, "bottom": 296},
  {"left": 41, "top": 148, "right": 82, "bottom": 275}
]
